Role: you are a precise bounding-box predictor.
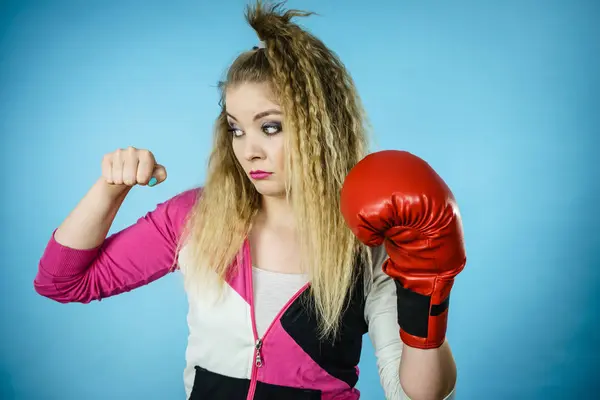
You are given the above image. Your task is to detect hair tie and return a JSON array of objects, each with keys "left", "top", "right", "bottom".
[{"left": 252, "top": 40, "right": 266, "bottom": 50}]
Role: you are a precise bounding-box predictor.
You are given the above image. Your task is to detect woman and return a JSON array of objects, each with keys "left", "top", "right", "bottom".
[{"left": 34, "top": 2, "right": 464, "bottom": 399}]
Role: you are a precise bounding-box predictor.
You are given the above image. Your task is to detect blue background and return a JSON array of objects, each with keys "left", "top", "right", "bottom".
[{"left": 1, "top": 0, "right": 598, "bottom": 399}]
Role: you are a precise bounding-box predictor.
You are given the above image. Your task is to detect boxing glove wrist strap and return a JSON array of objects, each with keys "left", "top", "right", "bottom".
[{"left": 394, "top": 279, "right": 451, "bottom": 349}]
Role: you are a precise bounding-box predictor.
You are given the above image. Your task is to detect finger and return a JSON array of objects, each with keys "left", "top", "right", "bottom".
[
  {"left": 122, "top": 148, "right": 139, "bottom": 186},
  {"left": 136, "top": 150, "right": 156, "bottom": 185},
  {"left": 101, "top": 153, "right": 114, "bottom": 184},
  {"left": 111, "top": 149, "right": 124, "bottom": 185},
  {"left": 148, "top": 164, "right": 167, "bottom": 187}
]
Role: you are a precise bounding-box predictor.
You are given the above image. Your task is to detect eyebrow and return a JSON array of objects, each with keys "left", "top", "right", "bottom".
[{"left": 226, "top": 109, "right": 282, "bottom": 122}]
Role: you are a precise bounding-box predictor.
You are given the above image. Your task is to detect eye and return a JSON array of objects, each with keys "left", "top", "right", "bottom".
[
  {"left": 262, "top": 122, "right": 282, "bottom": 135},
  {"left": 228, "top": 128, "right": 243, "bottom": 137},
  {"left": 227, "top": 123, "right": 244, "bottom": 138}
]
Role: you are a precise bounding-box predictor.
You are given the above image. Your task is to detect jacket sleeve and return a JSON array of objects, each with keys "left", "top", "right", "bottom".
[
  {"left": 364, "top": 245, "right": 407, "bottom": 399},
  {"left": 33, "top": 188, "right": 199, "bottom": 304}
]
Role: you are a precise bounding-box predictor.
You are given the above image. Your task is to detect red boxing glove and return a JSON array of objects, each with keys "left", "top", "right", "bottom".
[{"left": 340, "top": 150, "right": 466, "bottom": 349}]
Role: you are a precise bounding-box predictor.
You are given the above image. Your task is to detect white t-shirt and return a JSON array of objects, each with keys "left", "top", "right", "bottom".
[{"left": 251, "top": 266, "right": 309, "bottom": 337}]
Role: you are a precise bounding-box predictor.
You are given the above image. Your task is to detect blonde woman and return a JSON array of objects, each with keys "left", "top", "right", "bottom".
[{"left": 34, "top": 2, "right": 465, "bottom": 399}]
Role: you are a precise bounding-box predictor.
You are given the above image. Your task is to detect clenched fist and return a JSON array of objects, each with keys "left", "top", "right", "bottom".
[{"left": 101, "top": 146, "right": 167, "bottom": 187}]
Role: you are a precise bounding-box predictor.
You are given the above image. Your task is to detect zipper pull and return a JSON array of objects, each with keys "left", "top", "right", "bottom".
[{"left": 255, "top": 339, "right": 263, "bottom": 368}]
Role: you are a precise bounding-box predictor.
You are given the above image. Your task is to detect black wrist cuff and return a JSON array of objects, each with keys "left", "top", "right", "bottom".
[{"left": 394, "top": 280, "right": 450, "bottom": 338}]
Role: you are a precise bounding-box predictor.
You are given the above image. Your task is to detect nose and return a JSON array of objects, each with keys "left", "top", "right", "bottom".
[{"left": 242, "top": 132, "right": 266, "bottom": 161}]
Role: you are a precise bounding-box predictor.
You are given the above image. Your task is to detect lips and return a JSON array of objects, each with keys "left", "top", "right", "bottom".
[{"left": 249, "top": 170, "right": 272, "bottom": 180}]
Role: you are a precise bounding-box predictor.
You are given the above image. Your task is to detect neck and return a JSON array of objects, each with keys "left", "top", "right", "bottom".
[{"left": 256, "top": 194, "right": 295, "bottom": 230}]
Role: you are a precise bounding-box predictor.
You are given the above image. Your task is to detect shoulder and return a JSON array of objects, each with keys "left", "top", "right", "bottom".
[
  {"left": 162, "top": 186, "right": 202, "bottom": 209},
  {"left": 363, "top": 245, "right": 396, "bottom": 318},
  {"left": 153, "top": 186, "right": 203, "bottom": 233},
  {"left": 369, "top": 245, "right": 388, "bottom": 274},
  {"left": 366, "top": 244, "right": 390, "bottom": 287}
]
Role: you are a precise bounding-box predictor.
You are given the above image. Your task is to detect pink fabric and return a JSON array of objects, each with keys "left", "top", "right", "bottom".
[
  {"left": 224, "top": 240, "right": 252, "bottom": 305},
  {"left": 257, "top": 320, "right": 360, "bottom": 400},
  {"left": 34, "top": 188, "right": 200, "bottom": 303}
]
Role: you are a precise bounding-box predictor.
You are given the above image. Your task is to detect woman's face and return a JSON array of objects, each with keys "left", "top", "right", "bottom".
[{"left": 226, "top": 82, "right": 287, "bottom": 198}]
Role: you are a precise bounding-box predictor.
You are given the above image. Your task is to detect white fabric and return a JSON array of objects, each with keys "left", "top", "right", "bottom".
[
  {"left": 365, "top": 245, "right": 407, "bottom": 398},
  {"left": 251, "top": 266, "right": 309, "bottom": 337},
  {"left": 179, "top": 246, "right": 256, "bottom": 399}
]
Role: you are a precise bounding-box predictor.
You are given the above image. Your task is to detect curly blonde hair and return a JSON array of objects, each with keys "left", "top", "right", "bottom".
[{"left": 180, "top": 0, "right": 372, "bottom": 339}]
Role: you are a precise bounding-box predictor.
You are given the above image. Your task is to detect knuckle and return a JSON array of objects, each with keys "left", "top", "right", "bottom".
[{"left": 139, "top": 149, "right": 153, "bottom": 161}]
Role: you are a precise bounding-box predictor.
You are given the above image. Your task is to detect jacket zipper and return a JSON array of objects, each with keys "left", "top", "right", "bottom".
[{"left": 244, "top": 240, "right": 310, "bottom": 400}]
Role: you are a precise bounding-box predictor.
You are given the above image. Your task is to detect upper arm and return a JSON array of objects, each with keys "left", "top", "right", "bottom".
[
  {"left": 364, "top": 245, "right": 408, "bottom": 399},
  {"left": 34, "top": 188, "right": 200, "bottom": 303}
]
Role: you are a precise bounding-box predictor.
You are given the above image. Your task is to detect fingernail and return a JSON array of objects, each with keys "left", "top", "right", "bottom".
[{"left": 148, "top": 177, "right": 158, "bottom": 187}]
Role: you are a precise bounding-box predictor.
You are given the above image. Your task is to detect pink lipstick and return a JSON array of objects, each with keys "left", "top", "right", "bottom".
[{"left": 249, "top": 170, "right": 272, "bottom": 180}]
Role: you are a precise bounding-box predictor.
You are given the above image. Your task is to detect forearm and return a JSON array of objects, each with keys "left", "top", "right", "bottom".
[
  {"left": 399, "top": 340, "right": 456, "bottom": 400},
  {"left": 54, "top": 177, "right": 131, "bottom": 249}
]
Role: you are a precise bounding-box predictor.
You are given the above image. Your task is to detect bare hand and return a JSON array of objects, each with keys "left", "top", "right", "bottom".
[{"left": 101, "top": 146, "right": 167, "bottom": 187}]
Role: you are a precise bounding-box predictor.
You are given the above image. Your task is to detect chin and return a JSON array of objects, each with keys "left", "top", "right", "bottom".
[{"left": 252, "top": 181, "right": 287, "bottom": 198}]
